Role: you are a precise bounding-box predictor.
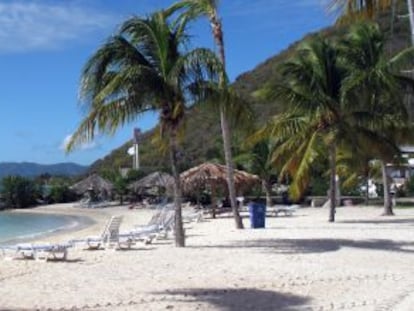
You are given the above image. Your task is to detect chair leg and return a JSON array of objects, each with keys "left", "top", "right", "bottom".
[{"left": 34, "top": 250, "right": 48, "bottom": 262}]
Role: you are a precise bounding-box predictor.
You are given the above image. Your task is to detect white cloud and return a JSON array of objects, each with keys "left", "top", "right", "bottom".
[
  {"left": 0, "top": 1, "right": 115, "bottom": 53},
  {"left": 60, "top": 134, "right": 98, "bottom": 151}
]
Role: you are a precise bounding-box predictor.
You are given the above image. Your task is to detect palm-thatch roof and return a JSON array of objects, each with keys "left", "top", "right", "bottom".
[
  {"left": 70, "top": 174, "right": 113, "bottom": 195},
  {"left": 180, "top": 162, "right": 259, "bottom": 194},
  {"left": 129, "top": 171, "right": 174, "bottom": 193}
]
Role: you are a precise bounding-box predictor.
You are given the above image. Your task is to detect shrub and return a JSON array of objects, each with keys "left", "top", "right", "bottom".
[{"left": 1, "top": 176, "right": 38, "bottom": 208}]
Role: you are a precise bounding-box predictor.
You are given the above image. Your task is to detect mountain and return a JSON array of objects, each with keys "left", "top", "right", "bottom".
[
  {"left": 87, "top": 7, "right": 412, "bottom": 174},
  {"left": 0, "top": 162, "right": 88, "bottom": 179}
]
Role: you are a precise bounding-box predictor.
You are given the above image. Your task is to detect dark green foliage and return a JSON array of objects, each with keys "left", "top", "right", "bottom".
[
  {"left": 1, "top": 176, "right": 39, "bottom": 208},
  {"left": 126, "top": 169, "right": 146, "bottom": 182},
  {"left": 309, "top": 175, "right": 330, "bottom": 196},
  {"left": 48, "top": 184, "right": 76, "bottom": 203},
  {"left": 404, "top": 175, "right": 414, "bottom": 196},
  {"left": 113, "top": 176, "right": 129, "bottom": 205}
]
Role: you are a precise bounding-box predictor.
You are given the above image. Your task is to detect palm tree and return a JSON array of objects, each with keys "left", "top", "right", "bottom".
[
  {"left": 257, "top": 25, "right": 412, "bottom": 222},
  {"left": 257, "top": 36, "right": 345, "bottom": 222},
  {"left": 168, "top": 0, "right": 244, "bottom": 229},
  {"left": 339, "top": 22, "right": 414, "bottom": 215},
  {"left": 66, "top": 12, "right": 223, "bottom": 247}
]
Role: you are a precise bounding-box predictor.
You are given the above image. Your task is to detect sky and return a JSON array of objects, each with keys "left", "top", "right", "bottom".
[{"left": 0, "top": 0, "right": 334, "bottom": 166}]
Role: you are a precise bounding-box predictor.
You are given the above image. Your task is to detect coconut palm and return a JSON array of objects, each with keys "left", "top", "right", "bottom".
[
  {"left": 66, "top": 12, "right": 223, "bottom": 247},
  {"left": 257, "top": 25, "right": 413, "bottom": 222},
  {"left": 167, "top": 0, "right": 244, "bottom": 229},
  {"left": 339, "top": 22, "right": 414, "bottom": 215},
  {"left": 257, "top": 36, "right": 346, "bottom": 222}
]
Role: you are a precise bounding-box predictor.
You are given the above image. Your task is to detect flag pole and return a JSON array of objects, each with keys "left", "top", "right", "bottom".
[{"left": 133, "top": 128, "right": 141, "bottom": 170}]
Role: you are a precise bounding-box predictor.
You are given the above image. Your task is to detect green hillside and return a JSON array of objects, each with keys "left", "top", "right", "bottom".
[{"left": 88, "top": 5, "right": 412, "bottom": 175}]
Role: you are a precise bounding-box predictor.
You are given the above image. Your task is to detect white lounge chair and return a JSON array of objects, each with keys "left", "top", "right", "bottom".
[
  {"left": 182, "top": 209, "right": 203, "bottom": 223},
  {"left": 70, "top": 216, "right": 134, "bottom": 250},
  {"left": 126, "top": 208, "right": 176, "bottom": 244},
  {"left": 271, "top": 204, "right": 299, "bottom": 216},
  {"left": 0, "top": 242, "right": 72, "bottom": 262}
]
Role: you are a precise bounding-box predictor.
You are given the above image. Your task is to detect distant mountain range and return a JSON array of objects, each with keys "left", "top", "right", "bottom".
[{"left": 0, "top": 162, "right": 88, "bottom": 179}]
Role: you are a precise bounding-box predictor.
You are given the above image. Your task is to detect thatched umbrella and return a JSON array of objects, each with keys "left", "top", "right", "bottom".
[
  {"left": 180, "top": 163, "right": 259, "bottom": 217},
  {"left": 70, "top": 174, "right": 113, "bottom": 199},
  {"left": 129, "top": 171, "right": 174, "bottom": 196}
]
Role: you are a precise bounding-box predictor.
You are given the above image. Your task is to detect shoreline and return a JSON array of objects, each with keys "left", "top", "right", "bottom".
[
  {"left": 0, "top": 202, "right": 130, "bottom": 245},
  {"left": 0, "top": 212, "right": 95, "bottom": 246}
]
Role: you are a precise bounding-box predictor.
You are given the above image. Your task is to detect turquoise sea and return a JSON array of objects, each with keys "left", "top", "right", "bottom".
[{"left": 0, "top": 212, "right": 81, "bottom": 245}]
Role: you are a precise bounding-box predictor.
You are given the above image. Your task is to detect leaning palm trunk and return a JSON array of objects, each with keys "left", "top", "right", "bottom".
[
  {"left": 329, "top": 143, "right": 337, "bottom": 222},
  {"left": 169, "top": 131, "right": 185, "bottom": 247},
  {"left": 381, "top": 160, "right": 394, "bottom": 216},
  {"left": 212, "top": 14, "right": 243, "bottom": 229}
]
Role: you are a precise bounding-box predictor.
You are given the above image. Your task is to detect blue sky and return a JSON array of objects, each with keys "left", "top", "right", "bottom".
[{"left": 0, "top": 0, "right": 334, "bottom": 165}]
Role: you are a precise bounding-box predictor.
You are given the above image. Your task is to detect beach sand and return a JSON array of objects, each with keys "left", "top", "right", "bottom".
[{"left": 0, "top": 203, "right": 413, "bottom": 310}]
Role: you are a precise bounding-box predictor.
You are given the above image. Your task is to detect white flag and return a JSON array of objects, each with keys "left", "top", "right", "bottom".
[{"left": 127, "top": 146, "right": 135, "bottom": 155}]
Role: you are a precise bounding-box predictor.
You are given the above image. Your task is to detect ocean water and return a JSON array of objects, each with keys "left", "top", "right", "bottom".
[{"left": 0, "top": 212, "right": 79, "bottom": 245}]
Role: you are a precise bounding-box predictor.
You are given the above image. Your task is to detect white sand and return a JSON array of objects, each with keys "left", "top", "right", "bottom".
[{"left": 0, "top": 203, "right": 414, "bottom": 310}]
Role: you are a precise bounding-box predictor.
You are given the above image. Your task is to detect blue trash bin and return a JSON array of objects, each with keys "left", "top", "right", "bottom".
[{"left": 248, "top": 202, "right": 266, "bottom": 228}]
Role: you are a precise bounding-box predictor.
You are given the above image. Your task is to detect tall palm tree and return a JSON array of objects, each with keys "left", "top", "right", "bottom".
[
  {"left": 66, "top": 12, "right": 223, "bottom": 246},
  {"left": 258, "top": 36, "right": 346, "bottom": 222},
  {"left": 168, "top": 0, "right": 244, "bottom": 228},
  {"left": 339, "top": 22, "right": 414, "bottom": 215}
]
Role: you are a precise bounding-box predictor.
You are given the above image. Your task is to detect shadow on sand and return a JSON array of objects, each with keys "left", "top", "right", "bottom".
[
  {"left": 152, "top": 287, "right": 310, "bottom": 311},
  {"left": 338, "top": 218, "right": 414, "bottom": 226},
  {"left": 187, "top": 238, "right": 414, "bottom": 254}
]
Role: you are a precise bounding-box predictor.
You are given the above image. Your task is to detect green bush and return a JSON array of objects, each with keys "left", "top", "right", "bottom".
[
  {"left": 405, "top": 175, "right": 414, "bottom": 196},
  {"left": 1, "top": 176, "right": 38, "bottom": 208},
  {"left": 48, "top": 184, "right": 76, "bottom": 203}
]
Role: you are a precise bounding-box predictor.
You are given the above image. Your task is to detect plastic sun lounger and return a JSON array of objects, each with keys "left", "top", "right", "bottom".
[
  {"left": 70, "top": 216, "right": 135, "bottom": 250},
  {"left": 125, "top": 209, "right": 176, "bottom": 244},
  {"left": 0, "top": 242, "right": 72, "bottom": 262},
  {"left": 272, "top": 204, "right": 300, "bottom": 216},
  {"left": 182, "top": 209, "right": 203, "bottom": 223}
]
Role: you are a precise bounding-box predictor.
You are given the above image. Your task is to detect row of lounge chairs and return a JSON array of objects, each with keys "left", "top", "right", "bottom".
[
  {"left": 73, "top": 197, "right": 113, "bottom": 208},
  {"left": 0, "top": 203, "right": 203, "bottom": 262},
  {"left": 0, "top": 242, "right": 72, "bottom": 261}
]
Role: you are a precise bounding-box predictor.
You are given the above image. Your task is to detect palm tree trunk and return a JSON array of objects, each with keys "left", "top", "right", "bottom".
[
  {"left": 211, "top": 15, "right": 243, "bottom": 229},
  {"left": 211, "top": 183, "right": 216, "bottom": 219},
  {"left": 263, "top": 179, "right": 273, "bottom": 207},
  {"left": 381, "top": 160, "right": 394, "bottom": 216},
  {"left": 220, "top": 108, "right": 244, "bottom": 228},
  {"left": 169, "top": 131, "right": 185, "bottom": 247},
  {"left": 329, "top": 143, "right": 337, "bottom": 222}
]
